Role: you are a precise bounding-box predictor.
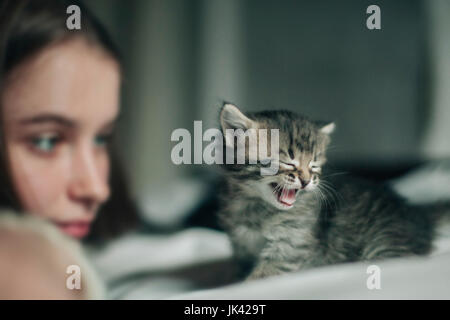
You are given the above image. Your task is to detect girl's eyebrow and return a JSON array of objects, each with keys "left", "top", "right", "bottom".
[
  {"left": 18, "top": 114, "right": 76, "bottom": 127},
  {"left": 18, "top": 113, "right": 120, "bottom": 129},
  {"left": 101, "top": 119, "right": 118, "bottom": 132}
]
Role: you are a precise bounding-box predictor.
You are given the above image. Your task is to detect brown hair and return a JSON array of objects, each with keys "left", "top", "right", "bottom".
[{"left": 0, "top": 0, "right": 140, "bottom": 243}]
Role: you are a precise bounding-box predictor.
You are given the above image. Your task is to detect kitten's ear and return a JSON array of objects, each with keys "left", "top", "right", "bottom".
[
  {"left": 220, "top": 103, "right": 254, "bottom": 132},
  {"left": 320, "top": 122, "right": 335, "bottom": 135}
]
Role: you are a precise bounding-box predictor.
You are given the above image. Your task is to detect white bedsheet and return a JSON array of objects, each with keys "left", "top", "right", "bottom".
[
  {"left": 88, "top": 161, "right": 450, "bottom": 299},
  {"left": 88, "top": 228, "right": 233, "bottom": 299},
  {"left": 172, "top": 235, "right": 450, "bottom": 299}
]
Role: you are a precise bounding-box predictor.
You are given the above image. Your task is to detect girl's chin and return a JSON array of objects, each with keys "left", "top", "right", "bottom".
[{"left": 55, "top": 222, "right": 91, "bottom": 239}]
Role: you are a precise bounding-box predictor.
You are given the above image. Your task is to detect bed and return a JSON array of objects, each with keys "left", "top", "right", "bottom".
[{"left": 88, "top": 160, "right": 450, "bottom": 299}]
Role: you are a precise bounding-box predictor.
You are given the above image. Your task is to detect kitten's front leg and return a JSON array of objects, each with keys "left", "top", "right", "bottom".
[
  {"left": 246, "top": 243, "right": 319, "bottom": 280},
  {"left": 246, "top": 260, "right": 286, "bottom": 280}
]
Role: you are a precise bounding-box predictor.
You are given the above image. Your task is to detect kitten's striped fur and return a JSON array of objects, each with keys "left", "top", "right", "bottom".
[{"left": 218, "top": 103, "right": 443, "bottom": 280}]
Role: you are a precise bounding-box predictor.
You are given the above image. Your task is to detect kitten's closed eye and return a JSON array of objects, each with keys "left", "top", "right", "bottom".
[{"left": 280, "top": 161, "right": 295, "bottom": 170}]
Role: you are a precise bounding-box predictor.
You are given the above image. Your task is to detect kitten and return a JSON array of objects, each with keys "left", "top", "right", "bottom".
[{"left": 217, "top": 103, "right": 446, "bottom": 280}]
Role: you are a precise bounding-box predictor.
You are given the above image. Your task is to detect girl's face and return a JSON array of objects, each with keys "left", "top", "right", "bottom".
[{"left": 1, "top": 38, "right": 120, "bottom": 239}]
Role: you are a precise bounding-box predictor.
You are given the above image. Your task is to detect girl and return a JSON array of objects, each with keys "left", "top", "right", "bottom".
[{"left": 0, "top": 0, "right": 140, "bottom": 243}]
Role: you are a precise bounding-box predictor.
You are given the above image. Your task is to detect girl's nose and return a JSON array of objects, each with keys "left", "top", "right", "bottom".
[{"left": 68, "top": 147, "right": 110, "bottom": 206}]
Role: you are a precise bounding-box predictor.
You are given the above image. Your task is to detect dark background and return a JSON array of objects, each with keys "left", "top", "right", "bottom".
[{"left": 85, "top": 0, "right": 450, "bottom": 227}]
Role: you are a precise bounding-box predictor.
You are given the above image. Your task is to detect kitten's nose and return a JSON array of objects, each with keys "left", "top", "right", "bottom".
[{"left": 300, "top": 178, "right": 310, "bottom": 188}]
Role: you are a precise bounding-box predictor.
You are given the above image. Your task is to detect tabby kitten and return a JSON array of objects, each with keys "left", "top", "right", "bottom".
[{"left": 218, "top": 103, "right": 442, "bottom": 280}]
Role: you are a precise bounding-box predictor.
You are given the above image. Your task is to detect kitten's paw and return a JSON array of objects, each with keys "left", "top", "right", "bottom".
[
  {"left": 246, "top": 264, "right": 282, "bottom": 281},
  {"left": 246, "top": 270, "right": 266, "bottom": 281}
]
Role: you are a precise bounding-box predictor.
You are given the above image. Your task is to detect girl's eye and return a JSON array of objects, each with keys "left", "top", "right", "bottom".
[
  {"left": 31, "top": 135, "right": 61, "bottom": 152},
  {"left": 94, "top": 133, "right": 112, "bottom": 147}
]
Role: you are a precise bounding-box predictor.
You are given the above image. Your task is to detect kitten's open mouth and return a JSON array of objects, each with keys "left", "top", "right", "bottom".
[{"left": 270, "top": 183, "right": 299, "bottom": 207}]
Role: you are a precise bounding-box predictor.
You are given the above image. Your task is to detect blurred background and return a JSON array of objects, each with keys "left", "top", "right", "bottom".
[{"left": 84, "top": 0, "right": 450, "bottom": 228}]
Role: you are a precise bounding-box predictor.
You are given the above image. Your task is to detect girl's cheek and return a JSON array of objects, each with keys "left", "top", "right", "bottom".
[
  {"left": 92, "top": 148, "right": 110, "bottom": 184},
  {"left": 8, "top": 147, "right": 68, "bottom": 216},
  {"left": 100, "top": 153, "right": 110, "bottom": 182}
]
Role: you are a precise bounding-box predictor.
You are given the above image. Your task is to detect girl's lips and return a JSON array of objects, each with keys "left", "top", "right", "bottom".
[{"left": 56, "top": 221, "right": 91, "bottom": 238}]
